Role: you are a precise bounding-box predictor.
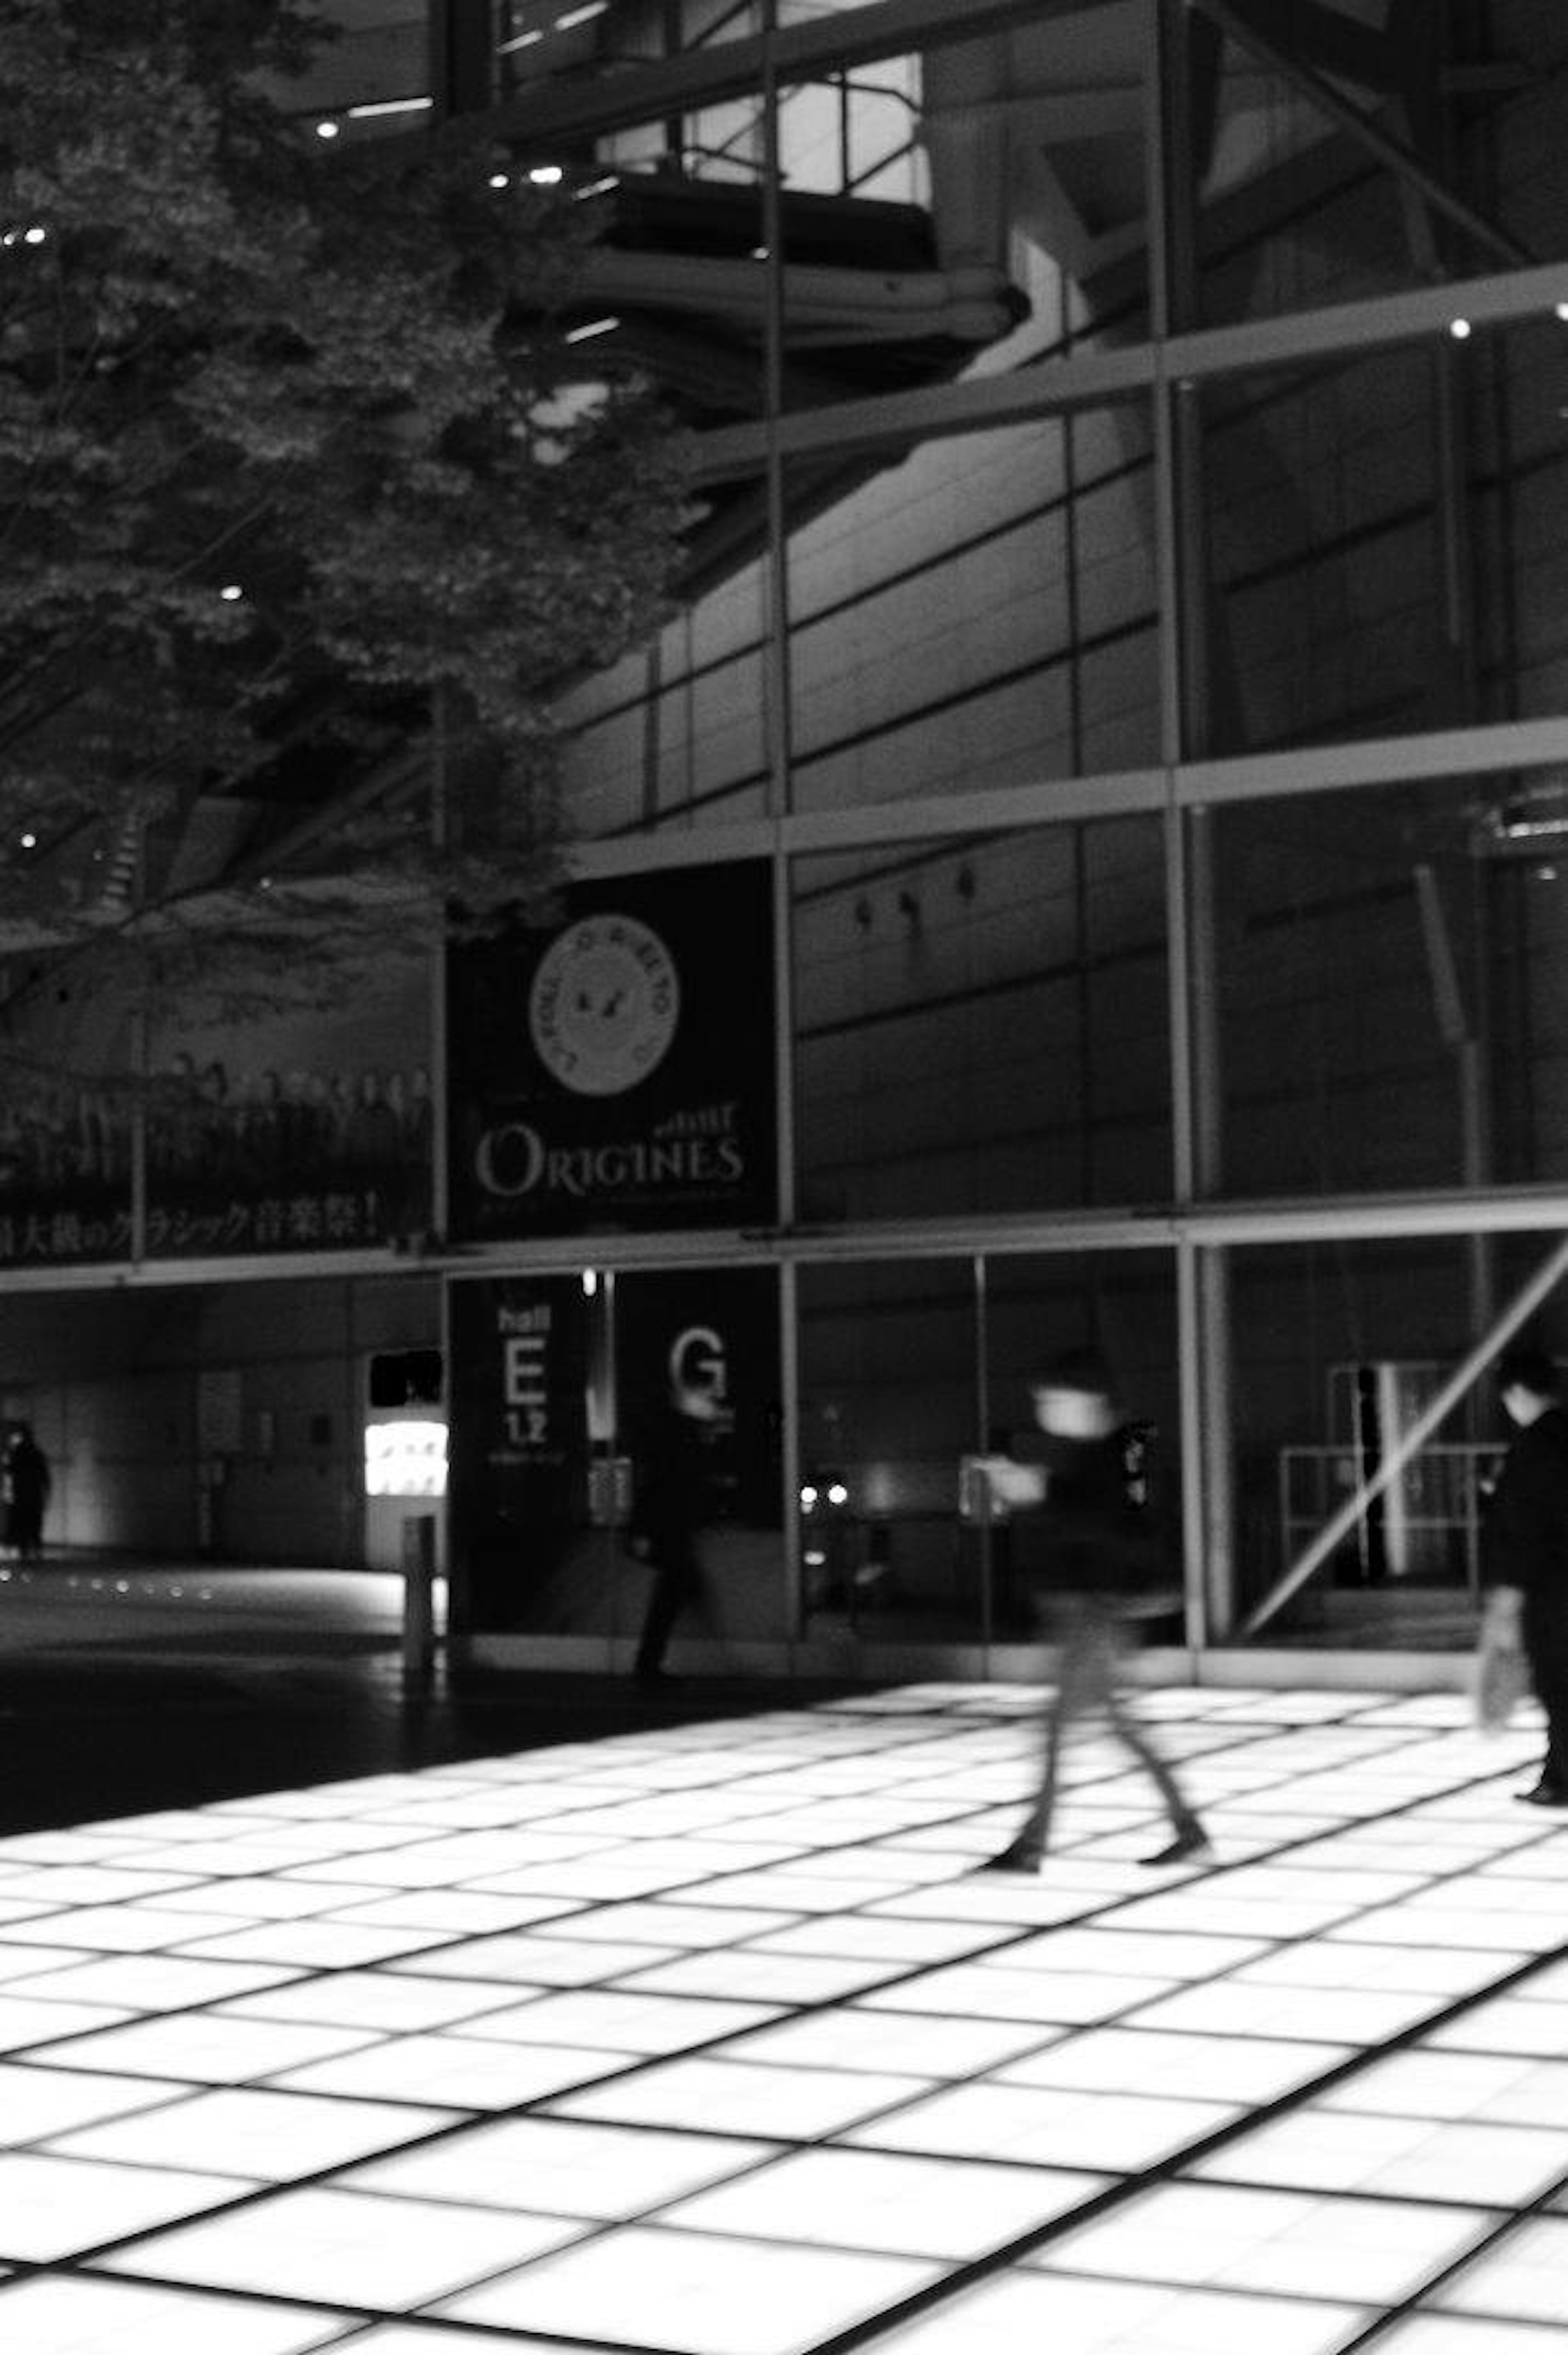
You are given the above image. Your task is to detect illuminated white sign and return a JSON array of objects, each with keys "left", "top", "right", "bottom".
[{"left": 365, "top": 1419, "right": 448, "bottom": 1498}]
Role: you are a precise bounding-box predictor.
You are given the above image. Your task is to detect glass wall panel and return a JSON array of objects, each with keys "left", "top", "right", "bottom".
[
  {"left": 1213, "top": 774, "right": 1568, "bottom": 1196},
  {"left": 1218, "top": 1230, "right": 1563, "bottom": 1651},
  {"left": 983, "top": 1249, "right": 1181, "bottom": 1644},
  {"left": 796, "top": 1260, "right": 978, "bottom": 1648},
  {"left": 795, "top": 820, "right": 1171, "bottom": 1223}
]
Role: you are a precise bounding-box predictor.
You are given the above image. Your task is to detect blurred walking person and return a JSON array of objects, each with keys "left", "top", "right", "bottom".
[{"left": 975, "top": 1349, "right": 1208, "bottom": 1872}]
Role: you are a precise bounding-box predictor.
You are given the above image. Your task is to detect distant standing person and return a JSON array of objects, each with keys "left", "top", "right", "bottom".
[
  {"left": 975, "top": 1348, "right": 1209, "bottom": 1872},
  {"left": 3, "top": 1422, "right": 50, "bottom": 1560},
  {"left": 628, "top": 1372, "right": 723, "bottom": 1690},
  {"left": 1481, "top": 1345, "right": 1568, "bottom": 1806}
]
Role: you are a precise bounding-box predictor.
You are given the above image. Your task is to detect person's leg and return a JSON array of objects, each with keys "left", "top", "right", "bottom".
[
  {"left": 634, "top": 1542, "right": 697, "bottom": 1682},
  {"left": 1102, "top": 1632, "right": 1209, "bottom": 1862},
  {"left": 1519, "top": 1660, "right": 1568, "bottom": 1799},
  {"left": 980, "top": 1613, "right": 1096, "bottom": 1870}
]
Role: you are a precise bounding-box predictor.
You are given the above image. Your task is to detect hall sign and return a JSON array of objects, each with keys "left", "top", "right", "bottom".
[{"left": 446, "top": 861, "right": 778, "bottom": 1239}]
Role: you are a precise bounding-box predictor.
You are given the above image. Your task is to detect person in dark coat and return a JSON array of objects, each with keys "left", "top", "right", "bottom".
[
  {"left": 973, "top": 1347, "right": 1208, "bottom": 1873},
  {"left": 628, "top": 1373, "right": 723, "bottom": 1689},
  {"left": 3, "top": 1422, "right": 50, "bottom": 1559},
  {"left": 1482, "top": 1344, "right": 1568, "bottom": 1805}
]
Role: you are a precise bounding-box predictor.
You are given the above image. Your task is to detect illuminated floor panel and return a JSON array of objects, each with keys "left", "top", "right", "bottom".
[{"left": 0, "top": 1681, "right": 1558, "bottom": 2354}]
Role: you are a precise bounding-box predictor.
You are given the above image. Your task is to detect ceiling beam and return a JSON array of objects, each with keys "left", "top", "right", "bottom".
[
  {"left": 690, "top": 256, "right": 1568, "bottom": 480},
  {"left": 481, "top": 0, "right": 1089, "bottom": 149}
]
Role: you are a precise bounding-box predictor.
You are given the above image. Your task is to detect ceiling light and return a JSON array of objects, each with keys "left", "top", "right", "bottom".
[
  {"left": 499, "top": 27, "right": 546, "bottom": 53},
  {"left": 315, "top": 119, "right": 340, "bottom": 138},
  {"left": 529, "top": 164, "right": 565, "bottom": 186},
  {"left": 489, "top": 172, "right": 510, "bottom": 189},
  {"left": 1449, "top": 317, "right": 1472, "bottom": 339},
  {"left": 347, "top": 96, "right": 434, "bottom": 118},
  {"left": 556, "top": 1, "right": 610, "bottom": 26},
  {"left": 23, "top": 225, "right": 46, "bottom": 245},
  {"left": 220, "top": 583, "right": 244, "bottom": 601},
  {"left": 564, "top": 315, "right": 619, "bottom": 342}
]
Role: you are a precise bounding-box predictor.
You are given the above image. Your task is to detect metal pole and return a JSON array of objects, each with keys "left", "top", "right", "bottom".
[{"left": 1240, "top": 1226, "right": 1568, "bottom": 1637}]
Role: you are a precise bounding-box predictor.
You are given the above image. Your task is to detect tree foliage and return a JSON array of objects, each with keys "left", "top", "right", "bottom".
[{"left": 0, "top": 0, "right": 692, "bottom": 1050}]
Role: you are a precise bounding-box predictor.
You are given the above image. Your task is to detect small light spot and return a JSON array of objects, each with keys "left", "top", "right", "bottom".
[
  {"left": 529, "top": 163, "right": 565, "bottom": 186},
  {"left": 1449, "top": 317, "right": 1472, "bottom": 339},
  {"left": 316, "top": 118, "right": 340, "bottom": 139},
  {"left": 220, "top": 582, "right": 244, "bottom": 601}
]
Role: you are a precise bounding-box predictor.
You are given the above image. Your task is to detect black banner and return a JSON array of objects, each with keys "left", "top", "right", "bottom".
[
  {"left": 447, "top": 1274, "right": 594, "bottom": 1636},
  {"left": 447, "top": 862, "right": 777, "bottom": 1241}
]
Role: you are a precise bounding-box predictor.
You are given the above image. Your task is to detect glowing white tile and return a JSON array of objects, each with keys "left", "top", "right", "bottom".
[
  {"left": 0, "top": 1994, "right": 136, "bottom": 2050},
  {"left": 538, "top": 1901, "right": 799, "bottom": 1947},
  {"left": 220, "top": 1970, "right": 522, "bottom": 2033},
  {"left": 103, "top": 2183, "right": 584, "bottom": 2306},
  {"left": 275, "top": 2032, "right": 634, "bottom": 2109},
  {"left": 1437, "top": 2217, "right": 1568, "bottom": 2323},
  {"left": 0, "top": 1944, "right": 94, "bottom": 1984},
  {"left": 1131, "top": 1980, "right": 1443, "bottom": 2044},
  {"left": 437, "top": 2222, "right": 939, "bottom": 2353},
  {"left": 338, "top": 2114, "right": 776, "bottom": 2217},
  {"left": 850, "top": 2268, "right": 1368, "bottom": 2354},
  {"left": 0, "top": 2061, "right": 189, "bottom": 2144},
  {"left": 996, "top": 2028, "right": 1352, "bottom": 2105},
  {"left": 1234, "top": 1944, "right": 1522, "bottom": 1998},
  {"left": 549, "top": 2054, "right": 928, "bottom": 2138},
  {"left": 846, "top": 2081, "right": 1235, "bottom": 2170},
  {"left": 0, "top": 2274, "right": 350, "bottom": 2355},
  {"left": 170, "top": 1922, "right": 450, "bottom": 1969},
  {"left": 862, "top": 1960, "right": 1175, "bottom": 2026},
  {"left": 0, "top": 2151, "right": 256, "bottom": 2259},
  {"left": 1, "top": 1955, "right": 302, "bottom": 2012},
  {"left": 725, "top": 2007, "right": 1051, "bottom": 2079},
  {"left": 1374, "top": 2315, "right": 1566, "bottom": 2351},
  {"left": 48, "top": 2084, "right": 457, "bottom": 2177},
  {"left": 661, "top": 2145, "right": 1104, "bottom": 2257},
  {"left": 1321, "top": 2051, "right": 1568, "bottom": 2128},
  {"left": 1036, "top": 2180, "right": 1494, "bottom": 2301},
  {"left": 445, "top": 1989, "right": 782, "bottom": 2055},
  {"left": 28, "top": 2012, "right": 381, "bottom": 2083},
  {"left": 1428, "top": 1998, "right": 1568, "bottom": 2056},
  {"left": 995, "top": 1926, "right": 1270, "bottom": 1980},
  {"left": 618, "top": 1951, "right": 905, "bottom": 2004},
  {"left": 743, "top": 1914, "right": 1010, "bottom": 1966},
  {"left": 1192, "top": 2109, "right": 1568, "bottom": 2205}
]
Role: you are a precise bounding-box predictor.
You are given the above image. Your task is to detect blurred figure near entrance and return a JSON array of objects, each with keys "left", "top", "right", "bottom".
[
  {"left": 2, "top": 1422, "right": 50, "bottom": 1560},
  {"left": 1481, "top": 1345, "right": 1568, "bottom": 1805},
  {"left": 973, "top": 1347, "right": 1208, "bottom": 1873},
  {"left": 627, "top": 1371, "right": 724, "bottom": 1690}
]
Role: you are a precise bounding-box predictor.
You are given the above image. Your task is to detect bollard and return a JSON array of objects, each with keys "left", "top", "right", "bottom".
[{"left": 401, "top": 1511, "right": 437, "bottom": 1686}]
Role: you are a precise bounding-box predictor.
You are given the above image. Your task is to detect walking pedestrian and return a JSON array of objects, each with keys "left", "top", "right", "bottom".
[
  {"left": 1481, "top": 1345, "right": 1568, "bottom": 1805},
  {"left": 974, "top": 1347, "right": 1209, "bottom": 1872},
  {"left": 627, "top": 1371, "right": 723, "bottom": 1690},
  {"left": 2, "top": 1421, "right": 50, "bottom": 1560}
]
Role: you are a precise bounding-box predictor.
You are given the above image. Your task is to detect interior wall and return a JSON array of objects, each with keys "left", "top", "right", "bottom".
[{"left": 0, "top": 1274, "right": 441, "bottom": 1563}]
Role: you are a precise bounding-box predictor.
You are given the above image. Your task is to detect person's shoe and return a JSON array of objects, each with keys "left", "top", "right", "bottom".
[
  {"left": 1515, "top": 1783, "right": 1568, "bottom": 1806},
  {"left": 1141, "top": 1825, "right": 1212, "bottom": 1867},
  {"left": 973, "top": 1844, "right": 1043, "bottom": 1876}
]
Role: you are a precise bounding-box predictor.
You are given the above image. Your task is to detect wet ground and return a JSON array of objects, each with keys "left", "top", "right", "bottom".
[{"left": 0, "top": 1560, "right": 863, "bottom": 1837}]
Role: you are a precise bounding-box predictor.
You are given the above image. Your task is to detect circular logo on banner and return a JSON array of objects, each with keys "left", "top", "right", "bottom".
[{"left": 528, "top": 914, "right": 681, "bottom": 1097}]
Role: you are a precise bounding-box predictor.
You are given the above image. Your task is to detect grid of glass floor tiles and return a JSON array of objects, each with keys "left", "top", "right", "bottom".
[{"left": 0, "top": 1680, "right": 1565, "bottom": 2352}]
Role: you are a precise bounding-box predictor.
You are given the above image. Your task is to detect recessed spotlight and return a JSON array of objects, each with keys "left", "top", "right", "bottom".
[
  {"left": 219, "top": 583, "right": 244, "bottom": 601},
  {"left": 315, "top": 119, "right": 340, "bottom": 139},
  {"left": 529, "top": 164, "right": 565, "bottom": 186},
  {"left": 1449, "top": 317, "right": 1472, "bottom": 339}
]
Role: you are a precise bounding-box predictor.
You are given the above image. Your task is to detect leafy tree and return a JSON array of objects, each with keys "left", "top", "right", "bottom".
[{"left": 0, "top": 0, "right": 690, "bottom": 1068}]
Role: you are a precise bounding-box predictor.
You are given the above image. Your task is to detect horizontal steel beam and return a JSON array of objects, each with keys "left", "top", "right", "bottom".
[
  {"left": 691, "top": 259, "right": 1568, "bottom": 481},
  {"left": 564, "top": 712, "right": 1568, "bottom": 881},
  {"left": 484, "top": 0, "right": 1082, "bottom": 149}
]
